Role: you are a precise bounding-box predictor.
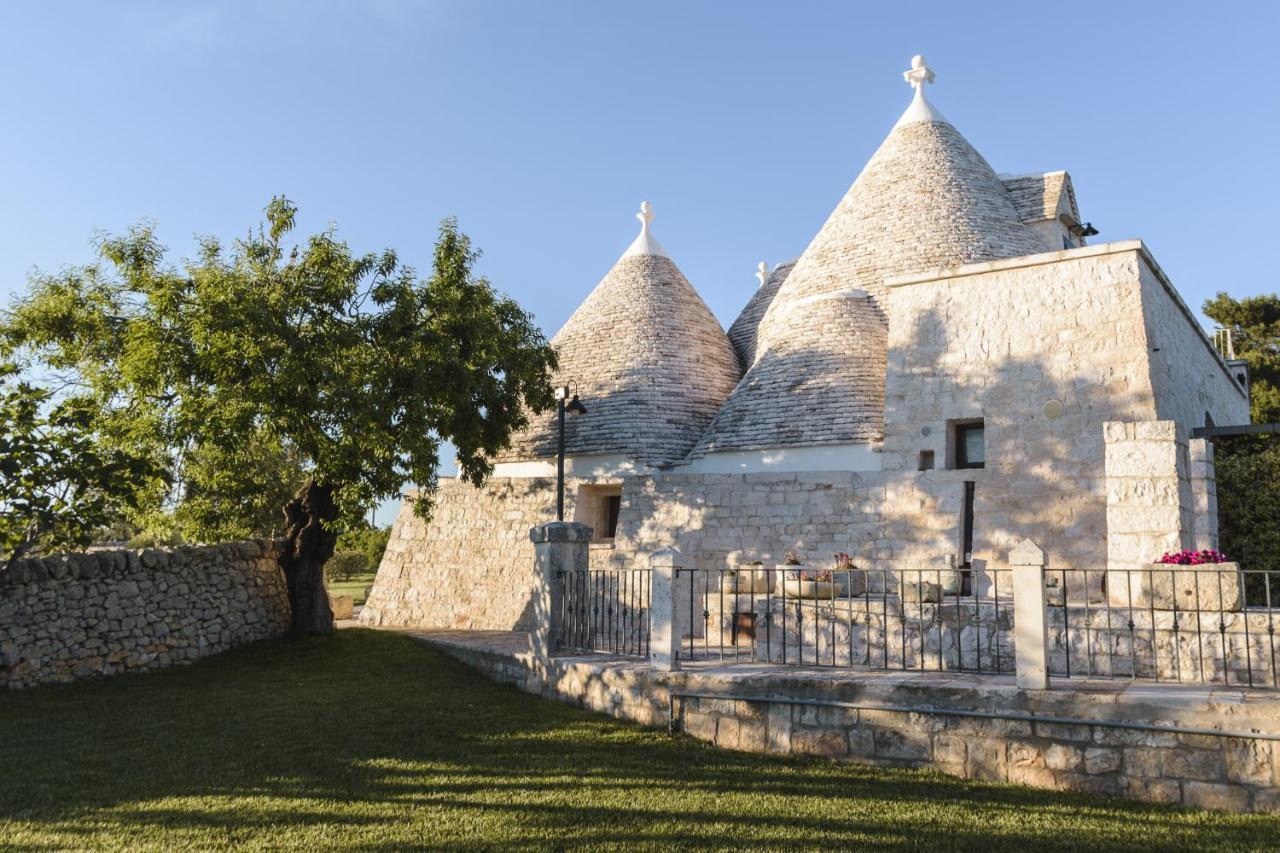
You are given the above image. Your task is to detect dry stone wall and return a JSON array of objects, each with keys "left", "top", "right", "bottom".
[{"left": 0, "top": 541, "right": 288, "bottom": 689}]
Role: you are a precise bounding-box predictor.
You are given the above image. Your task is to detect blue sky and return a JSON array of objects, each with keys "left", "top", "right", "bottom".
[{"left": 2, "top": 1, "right": 1276, "bottom": 524}]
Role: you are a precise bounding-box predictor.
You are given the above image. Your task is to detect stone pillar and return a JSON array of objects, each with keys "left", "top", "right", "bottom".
[
  {"left": 1104, "top": 421, "right": 1194, "bottom": 573},
  {"left": 1009, "top": 539, "right": 1050, "bottom": 691},
  {"left": 1189, "top": 437, "right": 1219, "bottom": 551},
  {"left": 649, "top": 546, "right": 683, "bottom": 672},
  {"left": 528, "top": 521, "right": 593, "bottom": 670}
]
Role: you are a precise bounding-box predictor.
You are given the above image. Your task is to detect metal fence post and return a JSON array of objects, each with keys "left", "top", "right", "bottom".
[
  {"left": 1010, "top": 539, "right": 1050, "bottom": 690},
  {"left": 529, "top": 521, "right": 593, "bottom": 671},
  {"left": 649, "top": 546, "right": 682, "bottom": 672}
]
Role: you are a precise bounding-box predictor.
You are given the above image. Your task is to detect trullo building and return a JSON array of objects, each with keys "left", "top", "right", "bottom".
[{"left": 361, "top": 56, "right": 1250, "bottom": 630}]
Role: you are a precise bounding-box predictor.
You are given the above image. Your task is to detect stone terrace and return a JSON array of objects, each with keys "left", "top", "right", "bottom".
[{"left": 412, "top": 629, "right": 1280, "bottom": 814}]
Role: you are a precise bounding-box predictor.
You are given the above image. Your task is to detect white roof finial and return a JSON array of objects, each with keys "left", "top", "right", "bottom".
[
  {"left": 755, "top": 261, "right": 768, "bottom": 288},
  {"left": 621, "top": 200, "right": 670, "bottom": 259},
  {"left": 637, "top": 200, "right": 655, "bottom": 232},
  {"left": 893, "top": 54, "right": 948, "bottom": 130},
  {"left": 903, "top": 54, "right": 935, "bottom": 91}
]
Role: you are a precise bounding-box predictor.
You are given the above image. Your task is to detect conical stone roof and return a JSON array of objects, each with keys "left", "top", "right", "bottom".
[
  {"left": 726, "top": 260, "right": 796, "bottom": 370},
  {"left": 689, "top": 56, "right": 1045, "bottom": 459},
  {"left": 495, "top": 203, "right": 741, "bottom": 468}
]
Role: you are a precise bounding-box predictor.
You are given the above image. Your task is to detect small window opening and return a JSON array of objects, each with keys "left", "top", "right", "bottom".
[
  {"left": 949, "top": 419, "right": 985, "bottom": 470},
  {"left": 918, "top": 450, "right": 935, "bottom": 471}
]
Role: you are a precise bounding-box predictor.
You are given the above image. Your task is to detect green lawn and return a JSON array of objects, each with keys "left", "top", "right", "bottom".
[
  {"left": 2, "top": 631, "right": 1277, "bottom": 851},
  {"left": 326, "top": 571, "right": 377, "bottom": 606}
]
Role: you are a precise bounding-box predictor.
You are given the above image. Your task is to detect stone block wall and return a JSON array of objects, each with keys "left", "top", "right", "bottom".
[
  {"left": 361, "top": 478, "right": 566, "bottom": 629},
  {"left": 0, "top": 541, "right": 288, "bottom": 689},
  {"left": 424, "top": 634, "right": 1280, "bottom": 814}
]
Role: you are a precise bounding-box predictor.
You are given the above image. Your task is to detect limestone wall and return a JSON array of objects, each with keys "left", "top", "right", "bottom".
[
  {"left": 1138, "top": 258, "right": 1251, "bottom": 428},
  {"left": 361, "top": 478, "right": 565, "bottom": 630},
  {"left": 425, "top": 634, "right": 1280, "bottom": 814},
  {"left": 0, "top": 541, "right": 288, "bottom": 689}
]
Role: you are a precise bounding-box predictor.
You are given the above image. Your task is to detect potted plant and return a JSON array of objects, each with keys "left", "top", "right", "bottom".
[
  {"left": 831, "top": 552, "right": 866, "bottom": 597},
  {"left": 1107, "top": 549, "right": 1243, "bottom": 611},
  {"left": 774, "top": 551, "right": 837, "bottom": 599},
  {"left": 720, "top": 560, "right": 773, "bottom": 594}
]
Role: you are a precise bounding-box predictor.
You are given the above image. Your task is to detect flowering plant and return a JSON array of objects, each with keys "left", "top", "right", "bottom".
[
  {"left": 1155, "top": 549, "right": 1230, "bottom": 566},
  {"left": 783, "top": 550, "right": 802, "bottom": 566},
  {"left": 833, "top": 552, "right": 856, "bottom": 572}
]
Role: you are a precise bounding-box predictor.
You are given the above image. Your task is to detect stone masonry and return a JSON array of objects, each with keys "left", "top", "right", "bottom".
[
  {"left": 422, "top": 631, "right": 1280, "bottom": 814},
  {"left": 0, "top": 540, "right": 289, "bottom": 689},
  {"left": 495, "top": 253, "right": 741, "bottom": 468}
]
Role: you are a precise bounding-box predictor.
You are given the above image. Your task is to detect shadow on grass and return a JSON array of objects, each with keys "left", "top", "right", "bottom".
[{"left": 1, "top": 629, "right": 1276, "bottom": 850}]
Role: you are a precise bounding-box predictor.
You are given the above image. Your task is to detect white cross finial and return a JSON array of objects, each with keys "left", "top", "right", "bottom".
[
  {"left": 636, "top": 200, "right": 655, "bottom": 233},
  {"left": 755, "top": 261, "right": 768, "bottom": 288},
  {"left": 903, "top": 54, "right": 934, "bottom": 91}
]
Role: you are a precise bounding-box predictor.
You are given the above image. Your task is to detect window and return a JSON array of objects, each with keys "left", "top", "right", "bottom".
[
  {"left": 604, "top": 495, "right": 621, "bottom": 538},
  {"left": 572, "top": 484, "right": 623, "bottom": 543},
  {"left": 950, "top": 420, "right": 985, "bottom": 470},
  {"left": 918, "top": 450, "right": 935, "bottom": 471}
]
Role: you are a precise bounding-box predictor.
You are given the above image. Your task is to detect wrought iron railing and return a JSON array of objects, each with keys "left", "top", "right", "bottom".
[
  {"left": 675, "top": 566, "right": 1015, "bottom": 675},
  {"left": 1047, "top": 566, "right": 1280, "bottom": 688},
  {"left": 556, "top": 568, "right": 651, "bottom": 657}
]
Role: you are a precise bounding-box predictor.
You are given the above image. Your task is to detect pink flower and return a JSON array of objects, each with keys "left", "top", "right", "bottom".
[{"left": 1155, "top": 549, "right": 1228, "bottom": 565}]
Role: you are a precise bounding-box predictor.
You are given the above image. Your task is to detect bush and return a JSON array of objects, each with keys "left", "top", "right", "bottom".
[
  {"left": 1214, "top": 435, "right": 1280, "bottom": 604},
  {"left": 337, "top": 525, "right": 391, "bottom": 573},
  {"left": 326, "top": 551, "right": 369, "bottom": 584}
]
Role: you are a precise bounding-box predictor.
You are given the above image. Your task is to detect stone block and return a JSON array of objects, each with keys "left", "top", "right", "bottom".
[
  {"left": 1182, "top": 781, "right": 1250, "bottom": 812},
  {"left": 967, "top": 739, "right": 1007, "bottom": 782},
  {"left": 792, "top": 727, "right": 849, "bottom": 758},
  {"left": 1224, "top": 740, "right": 1273, "bottom": 786},
  {"left": 715, "top": 716, "right": 741, "bottom": 750},
  {"left": 1162, "top": 748, "right": 1223, "bottom": 782},
  {"left": 873, "top": 729, "right": 931, "bottom": 762},
  {"left": 1122, "top": 776, "right": 1181, "bottom": 804},
  {"left": 1084, "top": 747, "right": 1122, "bottom": 775}
]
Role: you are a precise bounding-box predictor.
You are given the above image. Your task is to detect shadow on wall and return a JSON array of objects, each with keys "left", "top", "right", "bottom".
[{"left": 609, "top": 306, "right": 1153, "bottom": 579}]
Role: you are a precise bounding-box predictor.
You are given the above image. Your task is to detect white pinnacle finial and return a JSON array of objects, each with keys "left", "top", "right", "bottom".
[
  {"left": 903, "top": 54, "right": 935, "bottom": 90},
  {"left": 893, "top": 53, "right": 948, "bottom": 129},
  {"left": 621, "top": 200, "right": 669, "bottom": 259},
  {"left": 637, "top": 200, "right": 655, "bottom": 232},
  {"left": 755, "top": 261, "right": 768, "bottom": 288}
]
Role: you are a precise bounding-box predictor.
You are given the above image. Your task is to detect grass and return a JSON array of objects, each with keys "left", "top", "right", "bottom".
[
  {"left": 325, "top": 571, "right": 377, "bottom": 605},
  {"left": 2, "top": 630, "right": 1278, "bottom": 851}
]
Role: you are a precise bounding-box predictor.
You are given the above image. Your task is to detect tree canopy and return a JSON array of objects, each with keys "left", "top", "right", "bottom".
[
  {"left": 2, "top": 198, "right": 557, "bottom": 633},
  {"left": 1203, "top": 291, "right": 1280, "bottom": 424},
  {"left": 0, "top": 365, "right": 160, "bottom": 567}
]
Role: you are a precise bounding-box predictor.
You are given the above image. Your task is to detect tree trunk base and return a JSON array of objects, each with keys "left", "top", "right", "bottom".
[{"left": 279, "top": 480, "right": 337, "bottom": 637}]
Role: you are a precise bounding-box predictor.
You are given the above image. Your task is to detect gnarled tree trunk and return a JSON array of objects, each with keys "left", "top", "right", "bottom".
[{"left": 279, "top": 479, "right": 337, "bottom": 637}]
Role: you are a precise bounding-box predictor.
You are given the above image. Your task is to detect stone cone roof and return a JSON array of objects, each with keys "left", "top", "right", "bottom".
[
  {"left": 496, "top": 223, "right": 741, "bottom": 467},
  {"left": 690, "top": 64, "right": 1045, "bottom": 458},
  {"left": 726, "top": 260, "right": 796, "bottom": 371}
]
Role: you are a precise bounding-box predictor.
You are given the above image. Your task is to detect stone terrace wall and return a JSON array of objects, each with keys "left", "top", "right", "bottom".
[
  {"left": 0, "top": 540, "right": 288, "bottom": 689},
  {"left": 425, "top": 636, "right": 1280, "bottom": 814}
]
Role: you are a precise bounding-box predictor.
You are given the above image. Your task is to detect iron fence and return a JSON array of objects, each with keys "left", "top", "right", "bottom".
[
  {"left": 675, "top": 566, "right": 1015, "bottom": 675},
  {"left": 556, "top": 567, "right": 651, "bottom": 657},
  {"left": 1047, "top": 565, "right": 1280, "bottom": 688}
]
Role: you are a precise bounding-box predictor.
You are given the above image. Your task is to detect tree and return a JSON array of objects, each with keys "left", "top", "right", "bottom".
[
  {"left": 0, "top": 365, "right": 160, "bottom": 567},
  {"left": 1203, "top": 292, "right": 1280, "bottom": 424},
  {"left": 2, "top": 199, "right": 557, "bottom": 635},
  {"left": 1203, "top": 292, "right": 1280, "bottom": 589}
]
